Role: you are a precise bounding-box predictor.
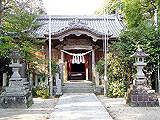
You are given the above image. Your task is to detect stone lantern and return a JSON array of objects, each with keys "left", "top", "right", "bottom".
[
  {"left": 125, "top": 45, "right": 159, "bottom": 107},
  {"left": 131, "top": 45, "right": 149, "bottom": 86},
  {"left": 9, "top": 46, "right": 23, "bottom": 78},
  {"left": 0, "top": 46, "right": 33, "bottom": 108}
]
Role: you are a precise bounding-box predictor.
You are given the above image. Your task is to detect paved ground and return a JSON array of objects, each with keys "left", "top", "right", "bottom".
[
  {"left": 0, "top": 94, "right": 160, "bottom": 120},
  {"left": 49, "top": 93, "right": 113, "bottom": 120},
  {"left": 98, "top": 95, "right": 160, "bottom": 120},
  {"left": 0, "top": 98, "right": 58, "bottom": 120}
]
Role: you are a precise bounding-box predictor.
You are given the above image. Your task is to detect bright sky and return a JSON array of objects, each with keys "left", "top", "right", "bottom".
[{"left": 42, "top": 0, "right": 104, "bottom": 15}]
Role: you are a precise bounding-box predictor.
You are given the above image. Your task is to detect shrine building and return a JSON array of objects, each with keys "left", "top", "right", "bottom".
[{"left": 35, "top": 14, "right": 126, "bottom": 84}]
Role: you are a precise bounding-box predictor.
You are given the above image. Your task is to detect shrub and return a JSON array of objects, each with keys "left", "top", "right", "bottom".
[
  {"left": 36, "top": 81, "right": 50, "bottom": 99},
  {"left": 96, "top": 53, "right": 130, "bottom": 97}
]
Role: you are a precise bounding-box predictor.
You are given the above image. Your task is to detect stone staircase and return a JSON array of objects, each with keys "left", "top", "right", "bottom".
[{"left": 62, "top": 81, "right": 94, "bottom": 93}]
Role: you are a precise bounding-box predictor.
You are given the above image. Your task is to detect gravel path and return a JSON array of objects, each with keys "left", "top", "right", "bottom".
[
  {"left": 98, "top": 95, "right": 160, "bottom": 120},
  {"left": 49, "top": 93, "right": 113, "bottom": 120},
  {"left": 0, "top": 98, "right": 58, "bottom": 120}
]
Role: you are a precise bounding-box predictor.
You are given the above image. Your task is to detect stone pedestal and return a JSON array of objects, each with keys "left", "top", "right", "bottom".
[
  {"left": 0, "top": 77, "right": 33, "bottom": 108},
  {"left": 125, "top": 85, "right": 159, "bottom": 107}
]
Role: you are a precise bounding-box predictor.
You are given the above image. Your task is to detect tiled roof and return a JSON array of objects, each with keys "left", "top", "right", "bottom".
[{"left": 35, "top": 14, "right": 126, "bottom": 39}]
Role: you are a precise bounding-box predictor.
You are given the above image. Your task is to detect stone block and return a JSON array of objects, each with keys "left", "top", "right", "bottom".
[
  {"left": 143, "top": 95, "right": 148, "bottom": 101},
  {"left": 125, "top": 87, "right": 159, "bottom": 107},
  {"left": 146, "top": 102, "right": 152, "bottom": 107},
  {"left": 151, "top": 101, "right": 159, "bottom": 107},
  {"left": 138, "top": 101, "right": 147, "bottom": 107},
  {"left": 138, "top": 95, "right": 143, "bottom": 101},
  {"left": 0, "top": 92, "right": 33, "bottom": 108},
  {"left": 131, "top": 95, "right": 137, "bottom": 102},
  {"left": 149, "top": 95, "right": 155, "bottom": 101},
  {"left": 130, "top": 101, "right": 138, "bottom": 107}
]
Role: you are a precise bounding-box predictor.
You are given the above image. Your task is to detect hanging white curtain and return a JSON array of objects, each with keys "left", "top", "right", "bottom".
[{"left": 61, "top": 50, "right": 92, "bottom": 64}]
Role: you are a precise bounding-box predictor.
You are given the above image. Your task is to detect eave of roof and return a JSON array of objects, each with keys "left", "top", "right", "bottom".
[{"left": 35, "top": 14, "right": 126, "bottom": 39}]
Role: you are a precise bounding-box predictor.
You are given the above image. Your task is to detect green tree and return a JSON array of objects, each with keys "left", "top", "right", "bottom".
[
  {"left": 0, "top": 0, "right": 45, "bottom": 78},
  {"left": 111, "top": 20, "right": 160, "bottom": 90},
  {"left": 96, "top": 0, "right": 160, "bottom": 94},
  {"left": 95, "top": 0, "right": 119, "bottom": 14},
  {"left": 97, "top": 53, "right": 131, "bottom": 97},
  {"left": 0, "top": 0, "right": 45, "bottom": 26},
  {"left": 96, "top": 0, "right": 159, "bottom": 29}
]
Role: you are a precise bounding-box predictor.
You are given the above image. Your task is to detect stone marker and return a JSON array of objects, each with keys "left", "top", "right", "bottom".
[
  {"left": 29, "top": 73, "right": 33, "bottom": 87},
  {"left": 125, "top": 45, "right": 159, "bottom": 107},
  {"left": 35, "top": 73, "right": 38, "bottom": 87},
  {"left": 56, "top": 73, "right": 62, "bottom": 95},
  {"left": 95, "top": 71, "right": 99, "bottom": 86},
  {"left": 45, "top": 76, "right": 48, "bottom": 85},
  {"left": 0, "top": 46, "right": 33, "bottom": 108},
  {"left": 2, "top": 73, "right": 7, "bottom": 87}
]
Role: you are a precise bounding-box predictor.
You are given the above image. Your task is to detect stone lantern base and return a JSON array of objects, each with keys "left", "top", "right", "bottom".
[
  {"left": 0, "top": 78, "right": 33, "bottom": 108},
  {"left": 0, "top": 93, "right": 33, "bottom": 108},
  {"left": 125, "top": 85, "right": 159, "bottom": 107}
]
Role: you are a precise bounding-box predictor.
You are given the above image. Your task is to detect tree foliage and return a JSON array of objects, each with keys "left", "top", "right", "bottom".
[
  {"left": 111, "top": 20, "right": 160, "bottom": 87},
  {"left": 96, "top": 0, "right": 159, "bottom": 29},
  {"left": 0, "top": 0, "right": 45, "bottom": 26},
  {"left": 96, "top": 53, "right": 132, "bottom": 97},
  {"left": 96, "top": 0, "right": 160, "bottom": 96},
  {"left": 0, "top": 0, "right": 45, "bottom": 77}
]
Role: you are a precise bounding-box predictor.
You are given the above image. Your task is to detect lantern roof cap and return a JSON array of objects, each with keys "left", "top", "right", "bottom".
[
  {"left": 131, "top": 45, "right": 149, "bottom": 58},
  {"left": 9, "top": 46, "right": 22, "bottom": 59}
]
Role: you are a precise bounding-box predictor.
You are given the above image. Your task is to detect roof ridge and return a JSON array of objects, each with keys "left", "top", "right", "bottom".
[{"left": 38, "top": 14, "right": 117, "bottom": 20}]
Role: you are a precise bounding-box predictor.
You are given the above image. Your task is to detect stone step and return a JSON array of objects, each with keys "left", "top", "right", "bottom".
[
  {"left": 63, "top": 85, "right": 93, "bottom": 89},
  {"left": 64, "top": 83, "right": 92, "bottom": 87},
  {"left": 63, "top": 88, "right": 94, "bottom": 93},
  {"left": 62, "top": 82, "right": 94, "bottom": 93}
]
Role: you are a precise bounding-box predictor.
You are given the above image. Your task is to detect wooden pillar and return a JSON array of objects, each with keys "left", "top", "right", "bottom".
[
  {"left": 92, "top": 49, "right": 96, "bottom": 85},
  {"left": 61, "top": 50, "right": 64, "bottom": 84}
]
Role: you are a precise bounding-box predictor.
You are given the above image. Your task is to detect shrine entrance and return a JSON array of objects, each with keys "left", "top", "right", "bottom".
[
  {"left": 68, "top": 63, "right": 85, "bottom": 80},
  {"left": 63, "top": 49, "right": 92, "bottom": 81},
  {"left": 50, "top": 31, "right": 104, "bottom": 84}
]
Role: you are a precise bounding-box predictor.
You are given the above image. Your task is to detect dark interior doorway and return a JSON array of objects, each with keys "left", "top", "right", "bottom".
[{"left": 68, "top": 63, "right": 86, "bottom": 80}]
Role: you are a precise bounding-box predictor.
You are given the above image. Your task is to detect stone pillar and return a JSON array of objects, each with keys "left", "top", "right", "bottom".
[
  {"left": 29, "top": 73, "right": 33, "bottom": 87},
  {"left": 95, "top": 71, "right": 99, "bottom": 86},
  {"left": 3, "top": 73, "right": 7, "bottom": 87},
  {"left": 56, "top": 73, "right": 62, "bottom": 95},
  {"left": 92, "top": 50, "right": 96, "bottom": 85},
  {"left": 35, "top": 73, "right": 38, "bottom": 87},
  {"left": 61, "top": 50, "right": 64, "bottom": 84},
  {"left": 45, "top": 76, "right": 48, "bottom": 85}
]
